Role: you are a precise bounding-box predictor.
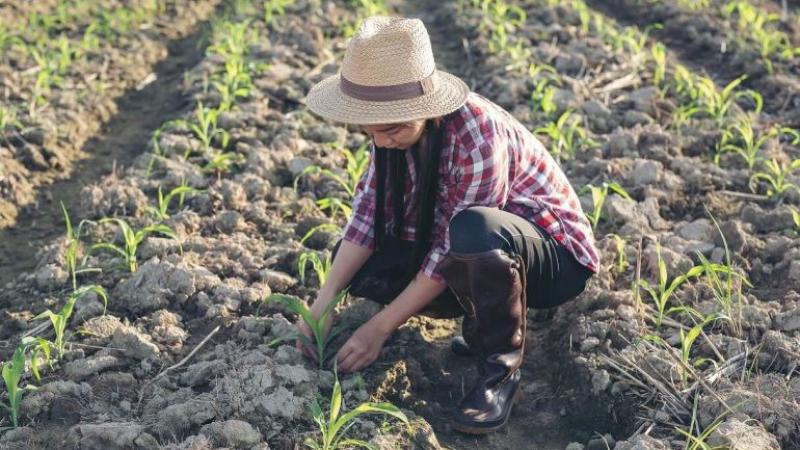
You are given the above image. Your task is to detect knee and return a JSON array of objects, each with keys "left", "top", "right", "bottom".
[{"left": 448, "top": 206, "right": 498, "bottom": 253}]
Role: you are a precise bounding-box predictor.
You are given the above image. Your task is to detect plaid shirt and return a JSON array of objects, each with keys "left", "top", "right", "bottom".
[{"left": 342, "top": 92, "right": 600, "bottom": 283}]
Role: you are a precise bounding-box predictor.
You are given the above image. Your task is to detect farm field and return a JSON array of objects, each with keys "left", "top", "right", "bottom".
[{"left": 1, "top": 0, "right": 799, "bottom": 449}]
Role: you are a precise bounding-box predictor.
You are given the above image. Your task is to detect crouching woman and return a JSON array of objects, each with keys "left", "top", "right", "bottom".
[{"left": 299, "top": 16, "right": 600, "bottom": 434}]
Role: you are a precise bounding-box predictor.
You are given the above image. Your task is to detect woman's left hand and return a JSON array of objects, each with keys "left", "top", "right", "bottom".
[{"left": 335, "top": 319, "right": 391, "bottom": 373}]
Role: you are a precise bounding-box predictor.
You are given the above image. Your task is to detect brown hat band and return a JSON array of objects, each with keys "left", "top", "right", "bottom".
[{"left": 340, "top": 71, "right": 436, "bottom": 102}]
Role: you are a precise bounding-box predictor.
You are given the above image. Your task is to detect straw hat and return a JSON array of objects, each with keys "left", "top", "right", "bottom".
[{"left": 304, "top": 16, "right": 470, "bottom": 125}]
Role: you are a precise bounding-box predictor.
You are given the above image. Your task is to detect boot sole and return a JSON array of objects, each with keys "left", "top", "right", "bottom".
[{"left": 450, "top": 386, "right": 522, "bottom": 435}]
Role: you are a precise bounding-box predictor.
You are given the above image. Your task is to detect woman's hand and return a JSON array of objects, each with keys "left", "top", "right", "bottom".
[{"left": 335, "top": 318, "right": 392, "bottom": 373}]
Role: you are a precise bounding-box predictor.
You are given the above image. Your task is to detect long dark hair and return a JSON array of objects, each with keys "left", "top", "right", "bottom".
[{"left": 373, "top": 117, "right": 446, "bottom": 279}]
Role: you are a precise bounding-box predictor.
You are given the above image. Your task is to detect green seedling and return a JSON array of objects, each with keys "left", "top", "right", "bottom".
[
  {"left": 0, "top": 106, "right": 21, "bottom": 134},
  {"left": 87, "top": 218, "right": 181, "bottom": 273},
  {"left": 669, "top": 103, "right": 701, "bottom": 130},
  {"left": 534, "top": 110, "right": 597, "bottom": 162},
  {"left": 212, "top": 61, "right": 252, "bottom": 111},
  {"left": 298, "top": 251, "right": 333, "bottom": 286},
  {"left": 32, "top": 285, "right": 108, "bottom": 362},
  {"left": 701, "top": 209, "right": 751, "bottom": 337},
  {"left": 341, "top": 0, "right": 389, "bottom": 37},
  {"left": 792, "top": 207, "right": 800, "bottom": 231},
  {"left": 722, "top": 1, "right": 796, "bottom": 73},
  {"left": 676, "top": 395, "right": 743, "bottom": 450},
  {"left": 305, "top": 368, "right": 409, "bottom": 450},
  {"left": 672, "top": 65, "right": 700, "bottom": 101},
  {"left": 264, "top": 0, "right": 293, "bottom": 25},
  {"left": 209, "top": 20, "right": 256, "bottom": 59},
  {"left": 696, "top": 75, "right": 762, "bottom": 126},
  {"left": 472, "top": 0, "right": 528, "bottom": 63},
  {"left": 146, "top": 183, "right": 199, "bottom": 221},
  {"left": 753, "top": 28, "right": 796, "bottom": 74},
  {"left": 1, "top": 345, "right": 37, "bottom": 428},
  {"left": 300, "top": 224, "right": 344, "bottom": 247},
  {"left": 678, "top": 313, "right": 720, "bottom": 385},
  {"left": 610, "top": 233, "right": 628, "bottom": 274},
  {"left": 185, "top": 102, "right": 229, "bottom": 157},
  {"left": 611, "top": 25, "right": 661, "bottom": 73},
  {"left": 267, "top": 290, "right": 349, "bottom": 369},
  {"left": 677, "top": 0, "right": 710, "bottom": 10},
  {"left": 748, "top": 158, "right": 800, "bottom": 199},
  {"left": 79, "top": 23, "right": 101, "bottom": 55},
  {"left": 61, "top": 202, "right": 99, "bottom": 291},
  {"left": 316, "top": 198, "right": 352, "bottom": 222},
  {"left": 581, "top": 182, "right": 632, "bottom": 229},
  {"left": 573, "top": 1, "right": 592, "bottom": 35},
  {"left": 530, "top": 77, "right": 558, "bottom": 118},
  {"left": 294, "top": 142, "right": 370, "bottom": 198},
  {"left": 637, "top": 242, "right": 705, "bottom": 329},
  {"left": 715, "top": 115, "right": 799, "bottom": 168},
  {"left": 650, "top": 43, "right": 668, "bottom": 88},
  {"left": 20, "top": 336, "right": 51, "bottom": 383},
  {"left": 202, "top": 151, "right": 245, "bottom": 176}
]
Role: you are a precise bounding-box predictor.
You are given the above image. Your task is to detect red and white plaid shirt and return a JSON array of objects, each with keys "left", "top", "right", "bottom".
[{"left": 342, "top": 92, "right": 600, "bottom": 283}]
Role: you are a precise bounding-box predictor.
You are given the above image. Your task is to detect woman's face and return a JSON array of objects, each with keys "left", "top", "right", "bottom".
[{"left": 361, "top": 120, "right": 426, "bottom": 150}]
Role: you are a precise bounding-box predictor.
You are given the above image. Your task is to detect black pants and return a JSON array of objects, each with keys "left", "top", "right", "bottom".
[{"left": 331, "top": 206, "right": 593, "bottom": 318}]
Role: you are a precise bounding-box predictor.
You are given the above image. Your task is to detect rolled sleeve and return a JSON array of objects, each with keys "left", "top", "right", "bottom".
[{"left": 342, "top": 142, "right": 377, "bottom": 249}]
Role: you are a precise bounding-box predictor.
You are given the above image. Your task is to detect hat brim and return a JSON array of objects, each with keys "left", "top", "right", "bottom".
[{"left": 303, "top": 70, "right": 470, "bottom": 125}]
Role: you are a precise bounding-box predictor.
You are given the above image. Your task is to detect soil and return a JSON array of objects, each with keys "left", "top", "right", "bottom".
[
  {"left": 0, "top": 0, "right": 220, "bottom": 230},
  {"left": 1, "top": 0, "right": 800, "bottom": 449},
  {"left": 0, "top": 24, "right": 211, "bottom": 288}
]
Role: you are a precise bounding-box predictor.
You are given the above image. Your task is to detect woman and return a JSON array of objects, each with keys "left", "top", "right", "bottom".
[{"left": 301, "top": 16, "right": 600, "bottom": 434}]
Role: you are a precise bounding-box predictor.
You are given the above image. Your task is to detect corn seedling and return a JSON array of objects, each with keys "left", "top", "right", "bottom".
[
  {"left": 1, "top": 345, "right": 37, "bottom": 428},
  {"left": 715, "top": 115, "right": 799, "bottom": 168},
  {"left": 300, "top": 223, "right": 344, "bottom": 247},
  {"left": 305, "top": 369, "right": 409, "bottom": 450},
  {"left": 340, "top": 0, "right": 389, "bottom": 38},
  {"left": 678, "top": 313, "right": 720, "bottom": 386},
  {"left": 530, "top": 77, "right": 559, "bottom": 118},
  {"left": 264, "top": 0, "right": 293, "bottom": 26},
  {"left": 267, "top": 290, "right": 349, "bottom": 368},
  {"left": 146, "top": 183, "right": 199, "bottom": 221},
  {"left": 650, "top": 43, "right": 668, "bottom": 88},
  {"left": 676, "top": 395, "right": 743, "bottom": 450},
  {"left": 722, "top": 1, "right": 797, "bottom": 74},
  {"left": 612, "top": 25, "right": 661, "bottom": 74},
  {"left": 298, "top": 251, "right": 333, "bottom": 286},
  {"left": 185, "top": 102, "right": 229, "bottom": 157},
  {"left": 669, "top": 102, "right": 701, "bottom": 130},
  {"left": 212, "top": 59, "right": 253, "bottom": 111},
  {"left": 61, "top": 202, "right": 99, "bottom": 291},
  {"left": 31, "top": 285, "right": 108, "bottom": 362},
  {"left": 87, "top": 218, "right": 181, "bottom": 273},
  {"left": 535, "top": 111, "right": 597, "bottom": 162},
  {"left": 696, "top": 75, "right": 762, "bottom": 126},
  {"left": 19, "top": 336, "right": 50, "bottom": 383},
  {"left": 480, "top": 0, "right": 527, "bottom": 60},
  {"left": 792, "top": 207, "right": 800, "bottom": 231},
  {"left": 748, "top": 158, "right": 800, "bottom": 200},
  {"left": 610, "top": 234, "right": 628, "bottom": 274},
  {"left": 676, "top": 0, "right": 711, "bottom": 10},
  {"left": 581, "top": 182, "right": 632, "bottom": 229},
  {"left": 295, "top": 142, "right": 370, "bottom": 198},
  {"left": 638, "top": 243, "right": 706, "bottom": 329},
  {"left": 316, "top": 198, "right": 352, "bottom": 222},
  {"left": 202, "top": 151, "right": 245, "bottom": 176}
]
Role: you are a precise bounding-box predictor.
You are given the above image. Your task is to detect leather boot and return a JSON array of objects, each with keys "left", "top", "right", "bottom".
[{"left": 439, "top": 248, "right": 527, "bottom": 434}]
